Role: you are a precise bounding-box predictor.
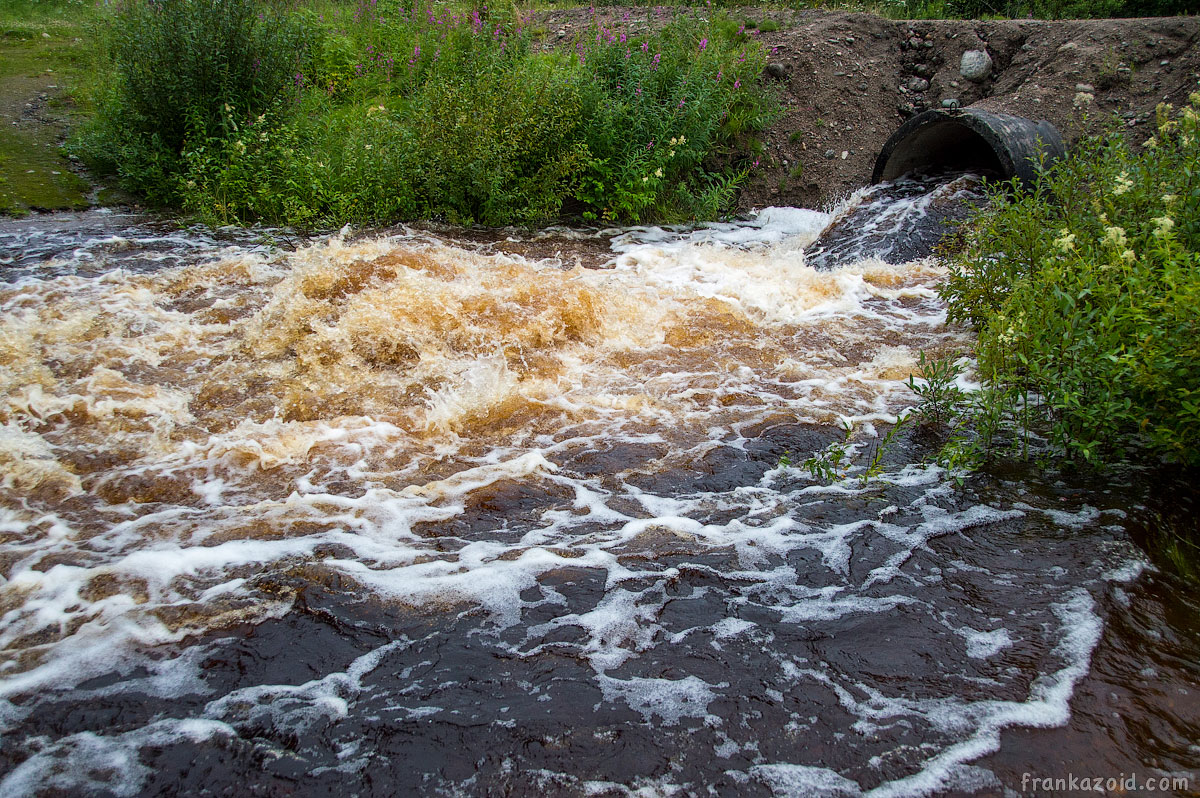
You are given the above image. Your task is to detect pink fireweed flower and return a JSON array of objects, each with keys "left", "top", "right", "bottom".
[
  {"left": 620, "top": 31, "right": 627, "bottom": 43},
  {"left": 647, "top": 139, "right": 654, "bottom": 149},
  {"left": 678, "top": 97, "right": 685, "bottom": 107},
  {"left": 699, "top": 37, "right": 707, "bottom": 50},
  {"left": 652, "top": 53, "right": 661, "bottom": 69},
  {"left": 642, "top": 41, "right": 649, "bottom": 52},
  {"left": 733, "top": 78, "right": 740, "bottom": 89}
]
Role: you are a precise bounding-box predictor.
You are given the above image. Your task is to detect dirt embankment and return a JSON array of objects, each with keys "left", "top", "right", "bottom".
[
  {"left": 541, "top": 8, "right": 1200, "bottom": 211},
  {"left": 746, "top": 12, "right": 1200, "bottom": 209}
]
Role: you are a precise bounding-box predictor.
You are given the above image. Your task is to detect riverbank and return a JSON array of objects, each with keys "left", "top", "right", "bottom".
[{"left": 1, "top": 5, "right": 1197, "bottom": 218}]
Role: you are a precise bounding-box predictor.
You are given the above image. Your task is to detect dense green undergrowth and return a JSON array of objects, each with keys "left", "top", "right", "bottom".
[
  {"left": 72, "top": 0, "right": 777, "bottom": 227},
  {"left": 930, "top": 96, "right": 1200, "bottom": 469}
]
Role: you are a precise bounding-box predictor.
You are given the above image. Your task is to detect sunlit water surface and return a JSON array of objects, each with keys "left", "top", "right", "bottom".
[{"left": 0, "top": 200, "right": 1196, "bottom": 797}]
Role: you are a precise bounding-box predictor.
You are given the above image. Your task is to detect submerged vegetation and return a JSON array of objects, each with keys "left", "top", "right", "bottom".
[
  {"left": 72, "top": 0, "right": 777, "bottom": 227},
  {"left": 932, "top": 95, "right": 1200, "bottom": 469}
]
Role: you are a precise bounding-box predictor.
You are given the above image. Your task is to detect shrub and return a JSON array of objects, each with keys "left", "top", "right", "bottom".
[
  {"left": 78, "top": 1, "right": 775, "bottom": 227},
  {"left": 107, "top": 0, "right": 315, "bottom": 151},
  {"left": 74, "top": 0, "right": 317, "bottom": 204},
  {"left": 941, "top": 96, "right": 1200, "bottom": 465}
]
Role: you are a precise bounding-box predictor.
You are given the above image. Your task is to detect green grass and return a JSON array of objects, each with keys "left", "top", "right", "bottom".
[
  {"left": 71, "top": 0, "right": 778, "bottom": 228},
  {"left": 0, "top": 14, "right": 99, "bottom": 214}
]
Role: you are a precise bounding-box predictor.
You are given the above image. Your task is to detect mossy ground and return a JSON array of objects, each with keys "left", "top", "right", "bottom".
[{"left": 0, "top": 12, "right": 98, "bottom": 215}]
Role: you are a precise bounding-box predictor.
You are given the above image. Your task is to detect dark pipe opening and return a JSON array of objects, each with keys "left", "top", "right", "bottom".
[{"left": 872, "top": 108, "right": 1066, "bottom": 187}]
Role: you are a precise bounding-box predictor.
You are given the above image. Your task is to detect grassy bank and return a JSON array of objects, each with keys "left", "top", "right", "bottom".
[
  {"left": 0, "top": 0, "right": 102, "bottom": 214},
  {"left": 70, "top": 0, "right": 779, "bottom": 228}
]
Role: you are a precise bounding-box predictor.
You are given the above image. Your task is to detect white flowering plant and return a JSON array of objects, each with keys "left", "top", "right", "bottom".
[{"left": 941, "top": 92, "right": 1200, "bottom": 466}]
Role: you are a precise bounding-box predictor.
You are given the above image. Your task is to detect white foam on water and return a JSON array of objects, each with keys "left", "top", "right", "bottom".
[
  {"left": 0, "top": 718, "right": 234, "bottom": 798},
  {"left": 751, "top": 763, "right": 863, "bottom": 796},
  {"left": 959, "top": 627, "right": 1014, "bottom": 659},
  {"left": 596, "top": 674, "right": 721, "bottom": 726},
  {"left": 0, "top": 210, "right": 1147, "bottom": 796}
]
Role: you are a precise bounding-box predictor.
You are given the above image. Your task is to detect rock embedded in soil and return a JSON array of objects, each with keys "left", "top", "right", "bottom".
[{"left": 960, "top": 49, "right": 993, "bottom": 82}]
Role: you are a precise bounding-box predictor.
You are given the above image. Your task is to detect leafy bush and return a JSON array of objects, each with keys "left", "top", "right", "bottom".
[
  {"left": 106, "top": 0, "right": 314, "bottom": 151},
  {"left": 74, "top": 0, "right": 316, "bottom": 203},
  {"left": 78, "top": 1, "right": 775, "bottom": 227},
  {"left": 941, "top": 96, "right": 1200, "bottom": 465}
]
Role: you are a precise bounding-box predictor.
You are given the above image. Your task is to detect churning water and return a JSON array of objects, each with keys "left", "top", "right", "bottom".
[{"left": 0, "top": 197, "right": 1196, "bottom": 797}]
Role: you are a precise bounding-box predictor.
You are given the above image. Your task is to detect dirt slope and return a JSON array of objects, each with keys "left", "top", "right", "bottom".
[{"left": 745, "top": 11, "right": 1200, "bottom": 209}]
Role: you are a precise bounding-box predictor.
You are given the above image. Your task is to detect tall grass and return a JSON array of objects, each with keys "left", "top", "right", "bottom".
[{"left": 72, "top": 0, "right": 777, "bottom": 227}]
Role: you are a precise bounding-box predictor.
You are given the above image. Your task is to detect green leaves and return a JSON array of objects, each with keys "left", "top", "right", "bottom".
[
  {"left": 78, "top": 2, "right": 774, "bottom": 228},
  {"left": 941, "top": 96, "right": 1200, "bottom": 467}
]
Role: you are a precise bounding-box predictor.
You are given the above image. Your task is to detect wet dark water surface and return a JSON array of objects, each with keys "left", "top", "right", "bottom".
[{"left": 0, "top": 206, "right": 1196, "bottom": 797}]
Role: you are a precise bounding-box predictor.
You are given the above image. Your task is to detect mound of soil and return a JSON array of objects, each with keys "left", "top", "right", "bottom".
[{"left": 537, "top": 7, "right": 1200, "bottom": 211}]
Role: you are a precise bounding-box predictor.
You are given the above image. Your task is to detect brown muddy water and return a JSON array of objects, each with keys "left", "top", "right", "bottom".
[{"left": 0, "top": 196, "right": 1197, "bottom": 798}]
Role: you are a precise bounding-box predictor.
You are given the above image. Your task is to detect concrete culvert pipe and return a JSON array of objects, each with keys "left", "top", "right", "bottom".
[{"left": 871, "top": 107, "right": 1066, "bottom": 186}]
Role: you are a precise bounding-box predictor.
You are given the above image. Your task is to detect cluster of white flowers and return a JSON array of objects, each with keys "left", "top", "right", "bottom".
[
  {"left": 1103, "top": 225, "right": 1128, "bottom": 249},
  {"left": 1054, "top": 228, "right": 1076, "bottom": 252},
  {"left": 1102, "top": 225, "right": 1136, "bottom": 263},
  {"left": 1152, "top": 216, "right": 1175, "bottom": 238},
  {"left": 1112, "top": 172, "right": 1133, "bottom": 196}
]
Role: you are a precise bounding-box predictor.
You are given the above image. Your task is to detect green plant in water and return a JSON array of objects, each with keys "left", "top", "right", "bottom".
[
  {"left": 802, "top": 415, "right": 909, "bottom": 486},
  {"left": 906, "top": 350, "right": 965, "bottom": 428},
  {"left": 803, "top": 419, "right": 854, "bottom": 483},
  {"left": 858, "top": 413, "right": 910, "bottom": 485}
]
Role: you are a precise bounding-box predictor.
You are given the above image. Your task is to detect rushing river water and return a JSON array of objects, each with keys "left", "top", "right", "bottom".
[{"left": 0, "top": 194, "right": 1197, "bottom": 797}]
